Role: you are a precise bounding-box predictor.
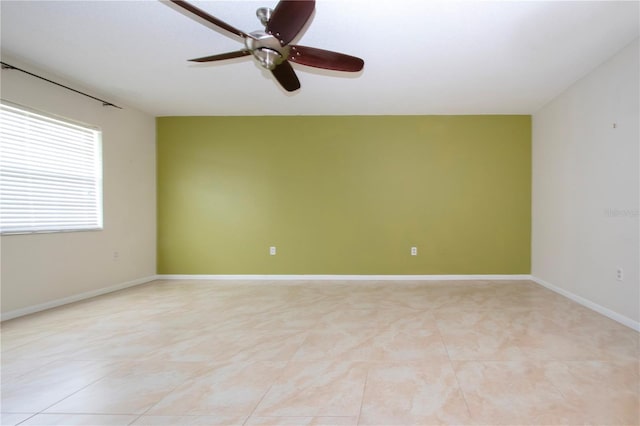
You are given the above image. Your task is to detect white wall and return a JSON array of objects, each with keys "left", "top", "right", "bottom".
[
  {"left": 0, "top": 56, "right": 156, "bottom": 317},
  {"left": 532, "top": 39, "right": 639, "bottom": 326}
]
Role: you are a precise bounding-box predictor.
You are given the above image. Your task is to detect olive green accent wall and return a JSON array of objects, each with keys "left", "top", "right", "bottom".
[{"left": 157, "top": 116, "right": 531, "bottom": 275}]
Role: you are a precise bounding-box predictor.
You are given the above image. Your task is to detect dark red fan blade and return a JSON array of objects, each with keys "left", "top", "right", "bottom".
[
  {"left": 189, "top": 50, "right": 251, "bottom": 62},
  {"left": 170, "top": 0, "right": 249, "bottom": 39},
  {"left": 288, "top": 45, "right": 364, "bottom": 72},
  {"left": 266, "top": 0, "right": 315, "bottom": 46},
  {"left": 271, "top": 61, "right": 301, "bottom": 92}
]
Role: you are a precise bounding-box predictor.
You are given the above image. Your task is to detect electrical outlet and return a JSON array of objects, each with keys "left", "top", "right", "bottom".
[
  {"left": 411, "top": 247, "right": 417, "bottom": 256},
  {"left": 616, "top": 267, "right": 624, "bottom": 281},
  {"left": 270, "top": 246, "right": 276, "bottom": 256},
  {"left": 113, "top": 251, "right": 119, "bottom": 261}
]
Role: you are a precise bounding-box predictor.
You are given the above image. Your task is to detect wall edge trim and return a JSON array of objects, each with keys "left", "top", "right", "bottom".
[
  {"left": 531, "top": 276, "right": 640, "bottom": 331},
  {"left": 0, "top": 275, "right": 159, "bottom": 321},
  {"left": 157, "top": 274, "right": 533, "bottom": 281}
]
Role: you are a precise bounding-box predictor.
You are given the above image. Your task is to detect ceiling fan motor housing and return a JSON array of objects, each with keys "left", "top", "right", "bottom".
[{"left": 245, "top": 30, "right": 290, "bottom": 70}]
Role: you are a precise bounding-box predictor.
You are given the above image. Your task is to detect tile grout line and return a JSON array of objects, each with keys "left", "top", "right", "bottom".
[
  {"left": 127, "top": 360, "right": 224, "bottom": 423},
  {"left": 127, "top": 411, "right": 145, "bottom": 425},
  {"left": 12, "top": 413, "right": 37, "bottom": 426},
  {"left": 19, "top": 371, "right": 113, "bottom": 419},
  {"left": 434, "top": 318, "right": 474, "bottom": 421},
  {"left": 241, "top": 381, "right": 277, "bottom": 425},
  {"left": 355, "top": 364, "right": 369, "bottom": 426},
  {"left": 240, "top": 333, "right": 304, "bottom": 426}
]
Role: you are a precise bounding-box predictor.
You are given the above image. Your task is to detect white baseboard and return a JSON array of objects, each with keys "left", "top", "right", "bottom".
[
  {"left": 1, "top": 275, "right": 159, "bottom": 321},
  {"left": 531, "top": 276, "right": 639, "bottom": 332},
  {"left": 158, "top": 274, "right": 533, "bottom": 281}
]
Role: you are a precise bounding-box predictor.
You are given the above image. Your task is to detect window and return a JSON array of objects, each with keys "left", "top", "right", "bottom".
[{"left": 0, "top": 101, "right": 102, "bottom": 234}]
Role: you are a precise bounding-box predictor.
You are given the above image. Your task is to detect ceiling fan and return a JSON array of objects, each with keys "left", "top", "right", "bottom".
[{"left": 168, "top": 0, "right": 364, "bottom": 92}]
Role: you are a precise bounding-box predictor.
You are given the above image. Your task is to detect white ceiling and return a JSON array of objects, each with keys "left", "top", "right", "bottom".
[{"left": 1, "top": 0, "right": 638, "bottom": 116}]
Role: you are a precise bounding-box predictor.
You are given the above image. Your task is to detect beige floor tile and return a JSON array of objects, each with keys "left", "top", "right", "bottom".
[
  {"left": 151, "top": 310, "right": 268, "bottom": 332},
  {"left": 131, "top": 415, "right": 246, "bottom": 425},
  {"left": 435, "top": 309, "right": 528, "bottom": 330},
  {"left": 517, "top": 328, "right": 610, "bottom": 361},
  {"left": 18, "top": 414, "right": 138, "bottom": 425},
  {"left": 146, "top": 329, "right": 307, "bottom": 364},
  {"left": 452, "top": 360, "right": 583, "bottom": 425},
  {"left": 72, "top": 328, "right": 194, "bottom": 361},
  {"left": 254, "top": 361, "right": 367, "bottom": 417},
  {"left": 249, "top": 312, "right": 320, "bottom": 331},
  {"left": 359, "top": 361, "right": 472, "bottom": 426},
  {"left": 1, "top": 280, "right": 637, "bottom": 426},
  {"left": 0, "top": 326, "right": 62, "bottom": 354},
  {"left": 291, "top": 328, "right": 448, "bottom": 362},
  {"left": 513, "top": 304, "right": 635, "bottom": 332},
  {"left": 585, "top": 328, "right": 640, "bottom": 361},
  {"left": 1, "top": 357, "right": 59, "bottom": 382},
  {"left": 517, "top": 324, "right": 639, "bottom": 362},
  {"left": 1, "top": 359, "right": 118, "bottom": 412},
  {"left": 318, "top": 308, "right": 437, "bottom": 331},
  {"left": 398, "top": 281, "right": 505, "bottom": 311},
  {"left": 436, "top": 312, "right": 526, "bottom": 361},
  {"left": 0, "top": 413, "right": 34, "bottom": 426},
  {"left": 68, "top": 309, "right": 187, "bottom": 333},
  {"left": 309, "top": 287, "right": 401, "bottom": 311},
  {"left": 374, "top": 309, "right": 439, "bottom": 330},
  {"left": 246, "top": 416, "right": 357, "bottom": 426},
  {"left": 545, "top": 360, "right": 640, "bottom": 425},
  {"left": 0, "top": 306, "right": 99, "bottom": 333},
  {"left": 1, "top": 331, "right": 98, "bottom": 362},
  {"left": 146, "top": 361, "right": 286, "bottom": 416},
  {"left": 316, "top": 310, "right": 384, "bottom": 330},
  {"left": 2, "top": 327, "right": 191, "bottom": 363},
  {"left": 44, "top": 360, "right": 208, "bottom": 415}
]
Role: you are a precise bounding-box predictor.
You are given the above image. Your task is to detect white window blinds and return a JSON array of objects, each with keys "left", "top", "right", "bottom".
[{"left": 0, "top": 102, "right": 103, "bottom": 234}]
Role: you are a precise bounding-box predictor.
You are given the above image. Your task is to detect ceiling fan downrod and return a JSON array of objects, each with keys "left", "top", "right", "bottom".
[{"left": 256, "top": 7, "right": 273, "bottom": 27}]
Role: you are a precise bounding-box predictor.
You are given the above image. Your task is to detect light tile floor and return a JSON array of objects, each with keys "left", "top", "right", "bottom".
[{"left": 1, "top": 280, "right": 638, "bottom": 426}]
